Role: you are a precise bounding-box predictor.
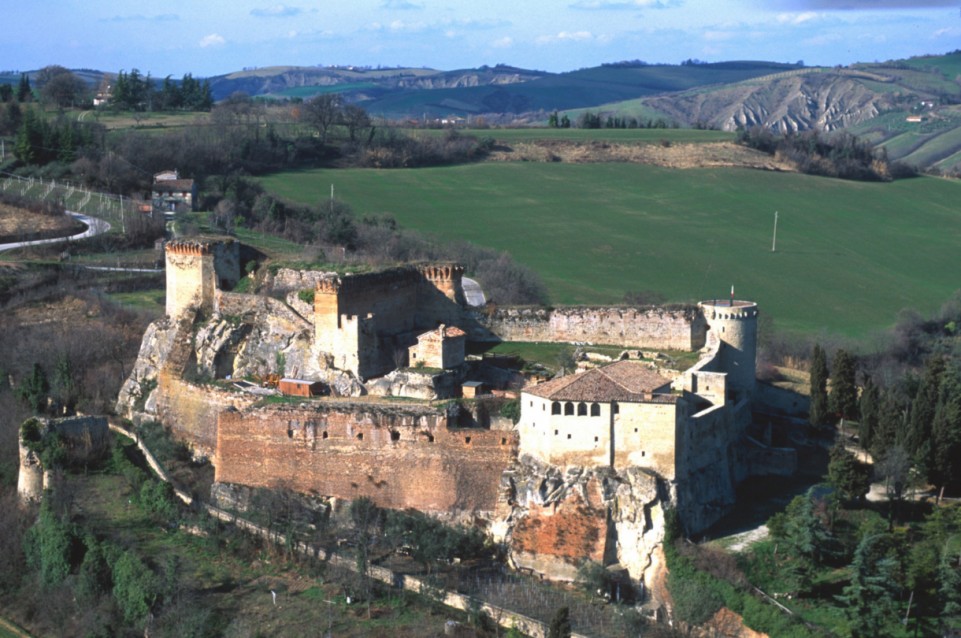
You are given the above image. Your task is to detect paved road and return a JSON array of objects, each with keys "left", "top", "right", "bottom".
[{"left": 0, "top": 212, "right": 111, "bottom": 253}]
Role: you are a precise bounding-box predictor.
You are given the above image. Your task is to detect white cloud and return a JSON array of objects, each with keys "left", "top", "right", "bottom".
[
  {"left": 536, "top": 31, "right": 596, "bottom": 44},
  {"left": 776, "top": 11, "right": 821, "bottom": 24},
  {"left": 199, "top": 33, "right": 226, "bottom": 48},
  {"left": 102, "top": 13, "right": 178, "bottom": 22},
  {"left": 251, "top": 5, "right": 303, "bottom": 17},
  {"left": 492, "top": 36, "right": 514, "bottom": 48},
  {"left": 570, "top": 0, "right": 678, "bottom": 9},
  {"left": 381, "top": 0, "right": 423, "bottom": 8}
]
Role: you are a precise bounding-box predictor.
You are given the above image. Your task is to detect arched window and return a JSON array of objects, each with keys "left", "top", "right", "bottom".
[
  {"left": 552, "top": 401, "right": 561, "bottom": 415},
  {"left": 590, "top": 403, "right": 601, "bottom": 417},
  {"left": 564, "top": 402, "right": 574, "bottom": 416},
  {"left": 577, "top": 402, "right": 587, "bottom": 416}
]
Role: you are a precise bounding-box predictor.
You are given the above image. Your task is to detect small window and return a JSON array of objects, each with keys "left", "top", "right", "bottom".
[
  {"left": 287, "top": 428, "right": 293, "bottom": 439},
  {"left": 390, "top": 431, "right": 400, "bottom": 442},
  {"left": 427, "top": 434, "right": 435, "bottom": 443},
  {"left": 564, "top": 402, "right": 574, "bottom": 416},
  {"left": 594, "top": 436, "right": 599, "bottom": 442},
  {"left": 641, "top": 451, "right": 646, "bottom": 457},
  {"left": 590, "top": 403, "right": 600, "bottom": 417},
  {"left": 322, "top": 431, "right": 329, "bottom": 440},
  {"left": 465, "top": 436, "right": 472, "bottom": 444},
  {"left": 356, "top": 432, "right": 363, "bottom": 441},
  {"left": 634, "top": 428, "right": 638, "bottom": 433},
  {"left": 554, "top": 429, "right": 559, "bottom": 436},
  {"left": 552, "top": 401, "right": 561, "bottom": 415},
  {"left": 530, "top": 401, "right": 533, "bottom": 407},
  {"left": 577, "top": 402, "right": 587, "bottom": 416},
  {"left": 501, "top": 437, "right": 507, "bottom": 445},
  {"left": 612, "top": 402, "right": 620, "bottom": 415},
  {"left": 567, "top": 434, "right": 572, "bottom": 440}
]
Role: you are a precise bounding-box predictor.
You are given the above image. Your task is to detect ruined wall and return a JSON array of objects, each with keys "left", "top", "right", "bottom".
[
  {"left": 215, "top": 404, "right": 518, "bottom": 515},
  {"left": 475, "top": 306, "right": 706, "bottom": 351},
  {"left": 18, "top": 416, "right": 109, "bottom": 503},
  {"left": 154, "top": 373, "right": 256, "bottom": 458},
  {"left": 165, "top": 242, "right": 215, "bottom": 318}
]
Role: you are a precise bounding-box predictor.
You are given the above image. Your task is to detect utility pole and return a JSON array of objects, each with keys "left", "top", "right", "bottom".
[{"left": 772, "top": 210, "right": 778, "bottom": 252}]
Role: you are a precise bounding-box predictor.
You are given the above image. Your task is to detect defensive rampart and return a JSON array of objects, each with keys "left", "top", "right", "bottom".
[
  {"left": 474, "top": 305, "right": 707, "bottom": 351},
  {"left": 215, "top": 403, "right": 518, "bottom": 515}
]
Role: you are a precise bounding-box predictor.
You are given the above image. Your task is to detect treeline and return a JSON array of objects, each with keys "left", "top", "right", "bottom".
[
  {"left": 13, "top": 108, "right": 101, "bottom": 164},
  {"left": 548, "top": 110, "right": 678, "bottom": 130},
  {"left": 736, "top": 127, "right": 917, "bottom": 181},
  {"left": 112, "top": 69, "right": 213, "bottom": 112},
  {"left": 205, "top": 175, "right": 549, "bottom": 305}
]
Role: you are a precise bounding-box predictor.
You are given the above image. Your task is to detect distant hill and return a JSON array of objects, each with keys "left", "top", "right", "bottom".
[{"left": 4, "top": 52, "right": 961, "bottom": 171}]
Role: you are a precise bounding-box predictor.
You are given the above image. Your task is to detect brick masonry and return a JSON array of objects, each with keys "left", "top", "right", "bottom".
[{"left": 215, "top": 403, "right": 518, "bottom": 515}]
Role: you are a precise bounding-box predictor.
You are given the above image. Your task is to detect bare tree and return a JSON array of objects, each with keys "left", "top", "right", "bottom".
[{"left": 302, "top": 94, "right": 342, "bottom": 144}]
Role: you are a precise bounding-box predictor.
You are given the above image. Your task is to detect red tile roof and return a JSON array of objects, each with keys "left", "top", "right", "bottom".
[{"left": 526, "top": 360, "right": 672, "bottom": 402}]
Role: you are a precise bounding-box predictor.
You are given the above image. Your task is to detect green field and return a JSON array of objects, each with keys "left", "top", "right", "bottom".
[
  {"left": 260, "top": 164, "right": 961, "bottom": 337},
  {"left": 460, "top": 128, "right": 732, "bottom": 144}
]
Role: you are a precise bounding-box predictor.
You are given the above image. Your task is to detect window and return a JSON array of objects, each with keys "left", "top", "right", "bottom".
[
  {"left": 356, "top": 432, "right": 364, "bottom": 441},
  {"left": 465, "top": 436, "right": 472, "bottom": 444},
  {"left": 577, "top": 402, "right": 587, "bottom": 416},
  {"left": 501, "top": 437, "right": 507, "bottom": 445},
  {"left": 594, "top": 436, "right": 599, "bottom": 442},
  {"left": 390, "top": 431, "right": 400, "bottom": 442},
  {"left": 612, "top": 402, "right": 620, "bottom": 415},
  {"left": 564, "top": 402, "right": 574, "bottom": 416},
  {"left": 322, "top": 431, "right": 328, "bottom": 440},
  {"left": 590, "top": 403, "right": 600, "bottom": 417},
  {"left": 552, "top": 401, "right": 561, "bottom": 415},
  {"left": 567, "top": 434, "right": 572, "bottom": 440}
]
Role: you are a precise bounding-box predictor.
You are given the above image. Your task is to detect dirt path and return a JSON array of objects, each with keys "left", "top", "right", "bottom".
[
  {"left": 723, "top": 524, "right": 770, "bottom": 553},
  {"left": 0, "top": 615, "right": 33, "bottom": 638}
]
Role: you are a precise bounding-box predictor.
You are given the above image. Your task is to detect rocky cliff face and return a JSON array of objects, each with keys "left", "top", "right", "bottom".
[{"left": 495, "top": 456, "right": 673, "bottom": 602}]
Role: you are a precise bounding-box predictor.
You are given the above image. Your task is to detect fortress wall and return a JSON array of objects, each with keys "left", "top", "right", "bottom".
[
  {"left": 215, "top": 405, "right": 518, "bottom": 514},
  {"left": 476, "top": 306, "right": 707, "bottom": 351},
  {"left": 154, "top": 373, "right": 256, "bottom": 458}
]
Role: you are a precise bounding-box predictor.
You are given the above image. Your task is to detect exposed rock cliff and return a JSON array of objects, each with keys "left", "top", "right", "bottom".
[{"left": 495, "top": 456, "right": 673, "bottom": 602}]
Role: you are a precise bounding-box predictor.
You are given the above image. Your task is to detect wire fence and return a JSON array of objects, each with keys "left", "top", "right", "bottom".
[{"left": 0, "top": 171, "right": 143, "bottom": 234}]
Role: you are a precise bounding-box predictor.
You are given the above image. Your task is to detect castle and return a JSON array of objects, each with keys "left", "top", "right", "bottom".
[{"left": 116, "top": 239, "right": 800, "bottom": 594}]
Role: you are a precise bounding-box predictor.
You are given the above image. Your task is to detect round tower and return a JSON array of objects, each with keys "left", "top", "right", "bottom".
[{"left": 698, "top": 300, "right": 758, "bottom": 400}]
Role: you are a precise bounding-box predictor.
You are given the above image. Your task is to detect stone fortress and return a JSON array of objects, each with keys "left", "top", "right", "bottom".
[{"left": 117, "top": 238, "right": 802, "bottom": 597}]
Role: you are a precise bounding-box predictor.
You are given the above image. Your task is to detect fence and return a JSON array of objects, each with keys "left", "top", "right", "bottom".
[{"left": 0, "top": 171, "right": 143, "bottom": 235}]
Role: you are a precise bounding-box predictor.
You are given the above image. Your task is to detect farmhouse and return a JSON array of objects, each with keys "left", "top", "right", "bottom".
[{"left": 152, "top": 169, "right": 197, "bottom": 213}]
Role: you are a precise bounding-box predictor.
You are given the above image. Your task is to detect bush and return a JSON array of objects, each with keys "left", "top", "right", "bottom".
[{"left": 111, "top": 550, "right": 159, "bottom": 625}]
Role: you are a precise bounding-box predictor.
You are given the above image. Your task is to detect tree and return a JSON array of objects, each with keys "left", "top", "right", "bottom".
[
  {"left": 840, "top": 534, "right": 901, "bottom": 638},
  {"left": 827, "top": 443, "right": 871, "bottom": 504},
  {"left": 908, "top": 355, "right": 944, "bottom": 473},
  {"left": 302, "top": 94, "right": 342, "bottom": 144},
  {"left": 930, "top": 363, "right": 961, "bottom": 491},
  {"left": 17, "top": 362, "right": 49, "bottom": 413},
  {"left": 859, "top": 377, "right": 879, "bottom": 451},
  {"left": 17, "top": 73, "right": 32, "bottom": 102},
  {"left": 809, "top": 344, "right": 829, "bottom": 428},
  {"left": 559, "top": 114, "right": 571, "bottom": 128},
  {"left": 37, "top": 66, "right": 88, "bottom": 109},
  {"left": 547, "top": 606, "right": 572, "bottom": 638},
  {"left": 0, "top": 84, "right": 13, "bottom": 103},
  {"left": 112, "top": 550, "right": 159, "bottom": 625},
  {"left": 830, "top": 349, "right": 858, "bottom": 422},
  {"left": 940, "top": 549, "right": 961, "bottom": 635},
  {"left": 341, "top": 104, "right": 371, "bottom": 143},
  {"left": 877, "top": 444, "right": 912, "bottom": 527}
]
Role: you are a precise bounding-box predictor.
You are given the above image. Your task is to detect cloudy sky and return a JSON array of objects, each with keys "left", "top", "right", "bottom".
[{"left": 3, "top": 0, "right": 959, "bottom": 77}]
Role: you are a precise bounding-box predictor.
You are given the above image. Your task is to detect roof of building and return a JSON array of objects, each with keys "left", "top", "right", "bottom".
[
  {"left": 525, "top": 360, "right": 672, "bottom": 403},
  {"left": 417, "top": 324, "right": 467, "bottom": 340},
  {"left": 153, "top": 179, "right": 195, "bottom": 192}
]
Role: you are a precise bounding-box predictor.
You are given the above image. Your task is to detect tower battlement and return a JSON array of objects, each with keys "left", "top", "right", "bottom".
[{"left": 165, "top": 240, "right": 215, "bottom": 256}]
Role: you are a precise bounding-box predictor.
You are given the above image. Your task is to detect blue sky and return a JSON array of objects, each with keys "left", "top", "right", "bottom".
[{"left": 2, "top": 0, "right": 959, "bottom": 77}]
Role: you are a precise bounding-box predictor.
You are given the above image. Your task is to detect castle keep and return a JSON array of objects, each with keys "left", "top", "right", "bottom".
[{"left": 118, "top": 239, "right": 799, "bottom": 592}]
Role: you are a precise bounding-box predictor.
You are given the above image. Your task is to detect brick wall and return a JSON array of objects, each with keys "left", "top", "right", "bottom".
[{"left": 215, "top": 404, "right": 518, "bottom": 514}]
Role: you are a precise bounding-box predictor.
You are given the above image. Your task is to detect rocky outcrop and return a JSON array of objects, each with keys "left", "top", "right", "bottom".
[{"left": 496, "top": 456, "right": 673, "bottom": 603}]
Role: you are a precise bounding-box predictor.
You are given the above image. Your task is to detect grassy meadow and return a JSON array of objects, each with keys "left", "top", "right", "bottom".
[{"left": 260, "top": 163, "right": 961, "bottom": 337}]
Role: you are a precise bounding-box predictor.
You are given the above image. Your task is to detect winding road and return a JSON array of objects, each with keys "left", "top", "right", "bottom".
[{"left": 0, "top": 212, "right": 111, "bottom": 253}]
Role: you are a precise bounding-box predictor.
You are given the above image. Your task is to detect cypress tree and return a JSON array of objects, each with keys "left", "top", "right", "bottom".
[
  {"left": 830, "top": 349, "right": 859, "bottom": 421},
  {"left": 841, "top": 534, "right": 901, "bottom": 638},
  {"left": 809, "top": 344, "right": 829, "bottom": 427},
  {"left": 930, "top": 364, "right": 961, "bottom": 491},
  {"left": 17, "top": 73, "right": 31, "bottom": 102},
  {"left": 860, "top": 376, "right": 879, "bottom": 451},
  {"left": 909, "top": 355, "right": 944, "bottom": 473}
]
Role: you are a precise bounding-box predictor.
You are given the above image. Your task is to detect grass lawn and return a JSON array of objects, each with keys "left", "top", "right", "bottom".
[{"left": 260, "top": 164, "right": 961, "bottom": 337}]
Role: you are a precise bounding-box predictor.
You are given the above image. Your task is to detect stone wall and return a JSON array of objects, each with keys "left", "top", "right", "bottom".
[
  {"left": 474, "top": 306, "right": 707, "bottom": 351},
  {"left": 154, "top": 373, "right": 256, "bottom": 458},
  {"left": 215, "top": 404, "right": 518, "bottom": 515}
]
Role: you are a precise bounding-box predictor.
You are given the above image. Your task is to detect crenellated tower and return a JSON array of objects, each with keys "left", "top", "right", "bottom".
[
  {"left": 165, "top": 240, "right": 217, "bottom": 319},
  {"left": 697, "top": 300, "right": 758, "bottom": 401},
  {"left": 419, "top": 263, "right": 466, "bottom": 305}
]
